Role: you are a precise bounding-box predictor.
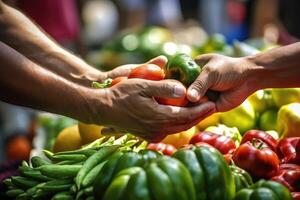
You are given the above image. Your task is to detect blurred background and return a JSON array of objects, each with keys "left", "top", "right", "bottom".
[{"left": 1, "top": 0, "right": 299, "bottom": 176}]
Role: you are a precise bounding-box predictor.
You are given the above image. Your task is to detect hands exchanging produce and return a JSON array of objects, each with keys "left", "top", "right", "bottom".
[
  {"left": 88, "top": 55, "right": 216, "bottom": 142},
  {"left": 2, "top": 0, "right": 300, "bottom": 142}
]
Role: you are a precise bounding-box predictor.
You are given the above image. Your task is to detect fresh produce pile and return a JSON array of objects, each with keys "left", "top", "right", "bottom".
[
  {"left": 3, "top": 131, "right": 298, "bottom": 200},
  {"left": 3, "top": 26, "right": 300, "bottom": 199}
]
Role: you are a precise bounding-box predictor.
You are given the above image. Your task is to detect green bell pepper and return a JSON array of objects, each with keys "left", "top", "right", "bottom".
[
  {"left": 102, "top": 157, "right": 196, "bottom": 200},
  {"left": 165, "top": 53, "right": 201, "bottom": 86},
  {"left": 172, "top": 145, "right": 235, "bottom": 200},
  {"left": 229, "top": 165, "right": 253, "bottom": 192},
  {"left": 234, "top": 180, "right": 292, "bottom": 200},
  {"left": 165, "top": 53, "right": 219, "bottom": 101}
]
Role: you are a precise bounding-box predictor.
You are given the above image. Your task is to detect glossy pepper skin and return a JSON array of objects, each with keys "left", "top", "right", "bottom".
[
  {"left": 241, "top": 130, "right": 277, "bottom": 152},
  {"left": 271, "top": 164, "right": 300, "bottom": 192},
  {"left": 277, "top": 103, "right": 300, "bottom": 138},
  {"left": 276, "top": 137, "right": 300, "bottom": 164},
  {"left": 232, "top": 139, "right": 280, "bottom": 179},
  {"left": 147, "top": 142, "right": 177, "bottom": 156},
  {"left": 164, "top": 53, "right": 219, "bottom": 101},
  {"left": 190, "top": 131, "right": 236, "bottom": 154},
  {"left": 172, "top": 145, "right": 235, "bottom": 200},
  {"left": 165, "top": 53, "right": 201, "bottom": 86},
  {"left": 102, "top": 157, "right": 196, "bottom": 200},
  {"left": 229, "top": 165, "right": 253, "bottom": 192},
  {"left": 94, "top": 150, "right": 160, "bottom": 199},
  {"left": 234, "top": 180, "right": 292, "bottom": 200}
]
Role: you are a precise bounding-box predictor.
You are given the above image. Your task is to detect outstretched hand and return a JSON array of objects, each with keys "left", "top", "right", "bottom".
[{"left": 187, "top": 54, "right": 258, "bottom": 112}]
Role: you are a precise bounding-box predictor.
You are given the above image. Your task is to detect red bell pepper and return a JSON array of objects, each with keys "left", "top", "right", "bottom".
[
  {"left": 233, "top": 139, "right": 280, "bottom": 179},
  {"left": 147, "top": 142, "right": 177, "bottom": 156},
  {"left": 241, "top": 130, "right": 277, "bottom": 151},
  {"left": 190, "top": 131, "right": 236, "bottom": 154},
  {"left": 272, "top": 163, "right": 300, "bottom": 192},
  {"left": 276, "top": 137, "right": 300, "bottom": 164}
]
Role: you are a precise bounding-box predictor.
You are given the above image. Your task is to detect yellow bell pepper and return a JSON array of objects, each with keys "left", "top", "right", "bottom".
[
  {"left": 161, "top": 126, "right": 197, "bottom": 148},
  {"left": 247, "top": 89, "right": 275, "bottom": 113},
  {"left": 220, "top": 100, "right": 256, "bottom": 134},
  {"left": 197, "top": 113, "right": 221, "bottom": 130},
  {"left": 271, "top": 88, "right": 300, "bottom": 107},
  {"left": 277, "top": 103, "right": 300, "bottom": 138},
  {"left": 258, "top": 109, "right": 278, "bottom": 131}
]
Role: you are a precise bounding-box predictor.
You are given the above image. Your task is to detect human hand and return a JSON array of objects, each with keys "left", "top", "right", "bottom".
[
  {"left": 85, "top": 79, "right": 216, "bottom": 142},
  {"left": 187, "top": 54, "right": 258, "bottom": 112}
]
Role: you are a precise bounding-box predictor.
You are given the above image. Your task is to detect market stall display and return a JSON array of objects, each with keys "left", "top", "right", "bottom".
[{"left": 1, "top": 27, "right": 300, "bottom": 200}]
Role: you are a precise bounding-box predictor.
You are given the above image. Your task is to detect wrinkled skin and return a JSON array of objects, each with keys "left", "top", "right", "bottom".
[{"left": 92, "top": 78, "right": 216, "bottom": 142}]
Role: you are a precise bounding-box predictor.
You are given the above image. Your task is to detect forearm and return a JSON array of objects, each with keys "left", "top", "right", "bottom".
[
  {"left": 0, "top": 1, "right": 104, "bottom": 85},
  {"left": 248, "top": 42, "right": 300, "bottom": 89},
  {"left": 0, "top": 41, "right": 102, "bottom": 123}
]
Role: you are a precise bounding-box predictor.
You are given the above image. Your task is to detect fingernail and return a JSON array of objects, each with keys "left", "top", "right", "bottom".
[
  {"left": 189, "top": 89, "right": 199, "bottom": 100},
  {"left": 174, "top": 85, "right": 185, "bottom": 97}
]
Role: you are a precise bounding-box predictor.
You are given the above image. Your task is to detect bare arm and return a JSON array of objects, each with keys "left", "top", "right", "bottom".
[
  {"left": 187, "top": 42, "right": 300, "bottom": 112},
  {"left": 0, "top": 41, "right": 97, "bottom": 121},
  {"left": 0, "top": 41, "right": 215, "bottom": 141},
  {"left": 0, "top": 1, "right": 105, "bottom": 86}
]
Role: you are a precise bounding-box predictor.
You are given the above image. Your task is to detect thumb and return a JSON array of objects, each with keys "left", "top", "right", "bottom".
[
  {"left": 187, "top": 69, "right": 213, "bottom": 102},
  {"left": 147, "top": 55, "right": 168, "bottom": 69},
  {"left": 143, "top": 80, "right": 186, "bottom": 99}
]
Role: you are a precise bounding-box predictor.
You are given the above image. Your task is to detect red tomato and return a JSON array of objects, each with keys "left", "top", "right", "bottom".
[
  {"left": 276, "top": 137, "right": 300, "bottom": 164},
  {"left": 190, "top": 131, "right": 236, "bottom": 154},
  {"left": 233, "top": 139, "right": 280, "bottom": 179},
  {"left": 111, "top": 76, "right": 128, "bottom": 86},
  {"left": 147, "top": 142, "right": 176, "bottom": 156},
  {"left": 128, "top": 65, "right": 165, "bottom": 80},
  {"left": 156, "top": 96, "right": 189, "bottom": 107},
  {"left": 241, "top": 130, "right": 277, "bottom": 151}
]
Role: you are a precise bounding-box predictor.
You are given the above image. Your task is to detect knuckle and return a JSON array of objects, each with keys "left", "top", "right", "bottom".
[{"left": 192, "top": 78, "right": 206, "bottom": 90}]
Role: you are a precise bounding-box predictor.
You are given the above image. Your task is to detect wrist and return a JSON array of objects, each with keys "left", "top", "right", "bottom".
[
  {"left": 244, "top": 55, "right": 267, "bottom": 92},
  {"left": 75, "top": 86, "right": 111, "bottom": 125},
  {"left": 48, "top": 49, "right": 106, "bottom": 85}
]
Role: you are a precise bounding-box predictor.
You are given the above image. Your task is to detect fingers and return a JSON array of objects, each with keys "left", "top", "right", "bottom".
[
  {"left": 147, "top": 55, "right": 168, "bottom": 68},
  {"left": 143, "top": 79, "right": 186, "bottom": 99},
  {"left": 215, "top": 87, "right": 249, "bottom": 112},
  {"left": 187, "top": 69, "right": 214, "bottom": 102},
  {"left": 167, "top": 107, "right": 216, "bottom": 134},
  {"left": 159, "top": 101, "right": 216, "bottom": 124},
  {"left": 195, "top": 54, "right": 214, "bottom": 66},
  {"left": 186, "top": 54, "right": 217, "bottom": 102}
]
